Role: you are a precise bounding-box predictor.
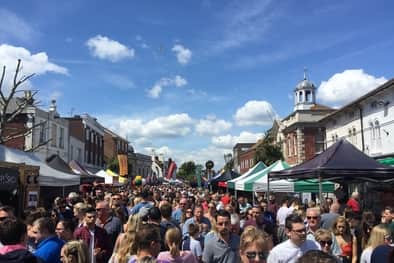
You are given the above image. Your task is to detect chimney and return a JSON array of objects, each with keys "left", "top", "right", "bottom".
[
  {"left": 49, "top": 99, "right": 60, "bottom": 118},
  {"left": 24, "top": 90, "right": 34, "bottom": 105},
  {"left": 49, "top": 99, "right": 57, "bottom": 113}
]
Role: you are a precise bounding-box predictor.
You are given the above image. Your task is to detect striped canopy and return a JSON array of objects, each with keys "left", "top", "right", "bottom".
[
  {"left": 227, "top": 161, "right": 266, "bottom": 189},
  {"left": 233, "top": 160, "right": 335, "bottom": 193}
]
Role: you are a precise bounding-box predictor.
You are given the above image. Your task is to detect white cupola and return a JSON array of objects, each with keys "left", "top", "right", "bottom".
[{"left": 294, "top": 69, "right": 316, "bottom": 111}]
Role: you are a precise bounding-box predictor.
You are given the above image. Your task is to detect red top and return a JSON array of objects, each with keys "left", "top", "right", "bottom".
[
  {"left": 346, "top": 198, "right": 360, "bottom": 212},
  {"left": 221, "top": 195, "right": 231, "bottom": 205},
  {"left": 341, "top": 242, "right": 353, "bottom": 257}
]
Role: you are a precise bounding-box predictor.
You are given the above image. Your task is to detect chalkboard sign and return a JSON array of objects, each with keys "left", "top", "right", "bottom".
[{"left": 0, "top": 167, "right": 18, "bottom": 190}]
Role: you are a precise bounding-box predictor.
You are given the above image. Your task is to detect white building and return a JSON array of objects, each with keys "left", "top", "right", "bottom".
[
  {"left": 321, "top": 78, "right": 394, "bottom": 158},
  {"left": 26, "top": 100, "right": 70, "bottom": 162}
]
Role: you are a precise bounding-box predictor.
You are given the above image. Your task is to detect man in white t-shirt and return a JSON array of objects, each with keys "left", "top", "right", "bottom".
[
  {"left": 268, "top": 214, "right": 320, "bottom": 263},
  {"left": 276, "top": 196, "right": 291, "bottom": 243}
]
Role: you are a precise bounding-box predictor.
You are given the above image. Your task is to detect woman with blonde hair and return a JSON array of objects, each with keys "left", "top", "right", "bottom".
[
  {"left": 239, "top": 225, "right": 272, "bottom": 263},
  {"left": 109, "top": 214, "right": 142, "bottom": 263},
  {"left": 157, "top": 227, "right": 197, "bottom": 262},
  {"left": 332, "top": 216, "right": 358, "bottom": 263},
  {"left": 60, "top": 240, "right": 89, "bottom": 263},
  {"left": 315, "top": 229, "right": 335, "bottom": 254},
  {"left": 359, "top": 224, "right": 390, "bottom": 263}
]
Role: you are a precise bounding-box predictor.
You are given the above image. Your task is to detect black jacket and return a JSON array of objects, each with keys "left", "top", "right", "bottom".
[{"left": 0, "top": 249, "right": 44, "bottom": 263}]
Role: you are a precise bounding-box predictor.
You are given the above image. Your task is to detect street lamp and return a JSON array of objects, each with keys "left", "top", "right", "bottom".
[
  {"left": 224, "top": 153, "right": 232, "bottom": 164},
  {"left": 224, "top": 153, "right": 233, "bottom": 171}
]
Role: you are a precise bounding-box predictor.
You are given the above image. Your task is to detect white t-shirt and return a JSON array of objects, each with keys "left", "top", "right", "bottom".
[
  {"left": 360, "top": 247, "right": 373, "bottom": 263},
  {"left": 89, "top": 229, "right": 96, "bottom": 263},
  {"left": 277, "top": 206, "right": 291, "bottom": 225},
  {"left": 190, "top": 237, "right": 202, "bottom": 258},
  {"left": 267, "top": 239, "right": 321, "bottom": 263}
]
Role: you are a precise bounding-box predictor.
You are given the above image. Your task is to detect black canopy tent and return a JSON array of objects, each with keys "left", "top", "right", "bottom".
[
  {"left": 269, "top": 139, "right": 394, "bottom": 201},
  {"left": 270, "top": 139, "right": 394, "bottom": 182}
]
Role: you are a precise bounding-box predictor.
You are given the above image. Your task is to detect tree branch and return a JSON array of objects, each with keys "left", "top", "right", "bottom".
[
  {"left": 25, "top": 138, "right": 52, "bottom": 153},
  {"left": 0, "top": 66, "right": 6, "bottom": 102}
]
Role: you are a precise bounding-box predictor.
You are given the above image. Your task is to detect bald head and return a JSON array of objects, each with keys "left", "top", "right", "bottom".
[{"left": 330, "top": 203, "right": 340, "bottom": 213}]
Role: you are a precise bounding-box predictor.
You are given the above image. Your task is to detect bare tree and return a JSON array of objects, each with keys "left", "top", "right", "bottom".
[{"left": 0, "top": 59, "right": 48, "bottom": 149}]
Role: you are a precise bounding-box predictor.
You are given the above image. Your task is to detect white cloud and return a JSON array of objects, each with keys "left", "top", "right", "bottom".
[
  {"left": 0, "top": 44, "right": 68, "bottom": 94},
  {"left": 317, "top": 70, "right": 387, "bottom": 107},
  {"left": 49, "top": 91, "right": 63, "bottom": 101},
  {"left": 172, "top": 44, "right": 192, "bottom": 65},
  {"left": 144, "top": 146, "right": 172, "bottom": 158},
  {"left": 234, "top": 100, "right": 278, "bottom": 126},
  {"left": 148, "top": 84, "right": 162, "bottom": 99},
  {"left": 147, "top": 75, "right": 187, "bottom": 98},
  {"left": 118, "top": 113, "right": 194, "bottom": 139},
  {"left": 86, "top": 35, "right": 135, "bottom": 62},
  {"left": 210, "top": 1, "right": 275, "bottom": 53},
  {"left": 211, "top": 131, "right": 264, "bottom": 149},
  {"left": 0, "top": 9, "right": 35, "bottom": 43},
  {"left": 177, "top": 146, "right": 230, "bottom": 169},
  {"left": 196, "top": 116, "right": 232, "bottom": 136},
  {"left": 0, "top": 44, "right": 68, "bottom": 76},
  {"left": 174, "top": 75, "right": 187, "bottom": 87}
]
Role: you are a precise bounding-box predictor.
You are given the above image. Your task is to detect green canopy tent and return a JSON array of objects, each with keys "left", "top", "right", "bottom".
[
  {"left": 227, "top": 161, "right": 266, "bottom": 190},
  {"left": 377, "top": 157, "right": 394, "bottom": 167},
  {"left": 241, "top": 160, "right": 335, "bottom": 193}
]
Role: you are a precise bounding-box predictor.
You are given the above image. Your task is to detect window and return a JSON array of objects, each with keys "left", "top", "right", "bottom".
[
  {"left": 293, "top": 136, "right": 297, "bottom": 156},
  {"left": 384, "top": 104, "right": 389, "bottom": 117},
  {"left": 59, "top": 127, "right": 64, "bottom": 148},
  {"left": 315, "top": 129, "right": 325, "bottom": 153},
  {"left": 374, "top": 120, "right": 381, "bottom": 139},
  {"left": 305, "top": 90, "right": 311, "bottom": 102},
  {"left": 77, "top": 148, "right": 82, "bottom": 162},
  {"left": 51, "top": 124, "right": 57, "bottom": 147},
  {"left": 39, "top": 122, "right": 46, "bottom": 143},
  {"left": 70, "top": 145, "right": 74, "bottom": 160}
]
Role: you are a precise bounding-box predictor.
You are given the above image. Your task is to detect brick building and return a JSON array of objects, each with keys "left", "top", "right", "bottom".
[
  {"left": 103, "top": 128, "right": 129, "bottom": 163},
  {"left": 233, "top": 143, "right": 255, "bottom": 174},
  {"left": 280, "top": 73, "right": 334, "bottom": 165}
]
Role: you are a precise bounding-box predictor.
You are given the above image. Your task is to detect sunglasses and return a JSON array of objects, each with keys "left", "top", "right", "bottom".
[
  {"left": 292, "top": 228, "right": 306, "bottom": 234},
  {"left": 306, "top": 216, "right": 319, "bottom": 220},
  {"left": 319, "top": 240, "right": 333, "bottom": 246},
  {"left": 245, "top": 251, "right": 268, "bottom": 260},
  {"left": 0, "top": 216, "right": 8, "bottom": 221}
]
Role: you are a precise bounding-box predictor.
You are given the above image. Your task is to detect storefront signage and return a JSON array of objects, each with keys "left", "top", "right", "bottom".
[{"left": 0, "top": 167, "right": 18, "bottom": 190}]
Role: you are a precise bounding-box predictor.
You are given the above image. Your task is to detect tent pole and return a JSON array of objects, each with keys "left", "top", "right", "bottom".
[
  {"left": 318, "top": 175, "right": 323, "bottom": 205},
  {"left": 266, "top": 173, "right": 270, "bottom": 202}
]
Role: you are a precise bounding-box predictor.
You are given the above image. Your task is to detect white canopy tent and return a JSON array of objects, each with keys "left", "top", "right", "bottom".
[{"left": 0, "top": 145, "right": 80, "bottom": 187}]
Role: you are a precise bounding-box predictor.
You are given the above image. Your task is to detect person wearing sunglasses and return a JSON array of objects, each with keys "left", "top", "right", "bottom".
[
  {"left": 315, "top": 229, "right": 334, "bottom": 254},
  {"left": 306, "top": 208, "right": 341, "bottom": 259},
  {"left": 240, "top": 226, "right": 271, "bottom": 263},
  {"left": 267, "top": 214, "right": 320, "bottom": 263}
]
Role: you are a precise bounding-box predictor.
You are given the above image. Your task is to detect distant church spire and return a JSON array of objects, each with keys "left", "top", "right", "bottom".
[{"left": 303, "top": 67, "right": 308, "bottom": 80}]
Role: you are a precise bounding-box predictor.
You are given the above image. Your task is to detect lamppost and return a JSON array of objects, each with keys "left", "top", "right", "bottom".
[{"left": 224, "top": 153, "right": 233, "bottom": 170}]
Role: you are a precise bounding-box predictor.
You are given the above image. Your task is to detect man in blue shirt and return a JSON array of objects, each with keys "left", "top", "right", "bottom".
[{"left": 32, "top": 217, "right": 65, "bottom": 263}]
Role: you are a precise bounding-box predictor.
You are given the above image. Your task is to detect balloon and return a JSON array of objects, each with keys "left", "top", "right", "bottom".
[
  {"left": 134, "top": 177, "right": 142, "bottom": 186},
  {"left": 141, "top": 178, "right": 146, "bottom": 186}
]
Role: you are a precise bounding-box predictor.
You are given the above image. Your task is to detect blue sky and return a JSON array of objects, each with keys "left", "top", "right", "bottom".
[{"left": 1, "top": 0, "right": 394, "bottom": 169}]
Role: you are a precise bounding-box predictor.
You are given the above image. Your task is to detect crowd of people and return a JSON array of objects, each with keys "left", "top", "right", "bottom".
[{"left": 0, "top": 183, "right": 393, "bottom": 263}]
